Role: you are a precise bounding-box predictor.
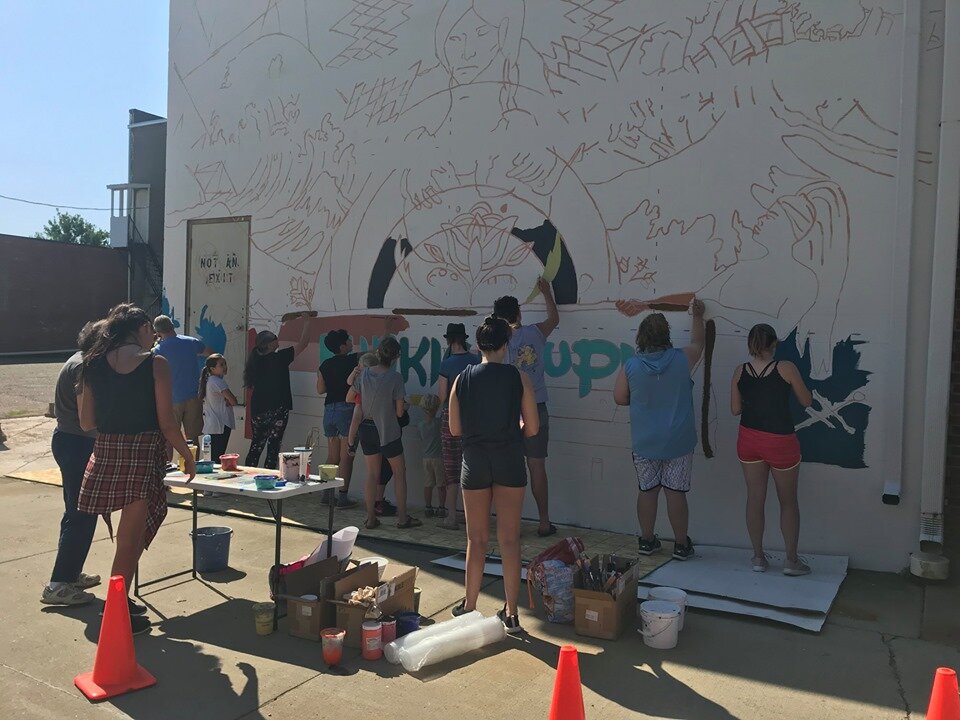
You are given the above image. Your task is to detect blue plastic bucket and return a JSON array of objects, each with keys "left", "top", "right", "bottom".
[
  {"left": 396, "top": 611, "right": 421, "bottom": 637},
  {"left": 191, "top": 526, "right": 233, "bottom": 572}
]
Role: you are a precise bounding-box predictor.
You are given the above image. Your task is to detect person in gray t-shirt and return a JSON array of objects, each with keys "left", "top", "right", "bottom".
[
  {"left": 493, "top": 277, "right": 560, "bottom": 537},
  {"left": 347, "top": 337, "right": 421, "bottom": 531},
  {"left": 42, "top": 321, "right": 103, "bottom": 607}
]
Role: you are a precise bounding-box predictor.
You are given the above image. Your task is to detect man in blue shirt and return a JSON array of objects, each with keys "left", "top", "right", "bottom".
[{"left": 154, "top": 315, "right": 213, "bottom": 449}]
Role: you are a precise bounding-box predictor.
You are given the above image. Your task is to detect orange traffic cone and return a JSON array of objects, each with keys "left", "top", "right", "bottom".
[
  {"left": 927, "top": 667, "right": 960, "bottom": 720},
  {"left": 549, "top": 645, "right": 585, "bottom": 720},
  {"left": 74, "top": 576, "right": 156, "bottom": 701}
]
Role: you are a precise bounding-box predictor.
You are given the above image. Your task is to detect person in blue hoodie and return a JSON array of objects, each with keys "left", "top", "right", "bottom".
[{"left": 614, "top": 299, "right": 705, "bottom": 560}]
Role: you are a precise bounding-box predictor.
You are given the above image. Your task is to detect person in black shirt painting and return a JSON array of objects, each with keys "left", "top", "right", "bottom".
[
  {"left": 317, "top": 329, "right": 359, "bottom": 508},
  {"left": 448, "top": 316, "right": 539, "bottom": 634},
  {"left": 244, "top": 313, "right": 312, "bottom": 469}
]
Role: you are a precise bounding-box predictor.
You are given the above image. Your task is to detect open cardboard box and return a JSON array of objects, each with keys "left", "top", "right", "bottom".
[
  {"left": 332, "top": 563, "right": 418, "bottom": 648},
  {"left": 280, "top": 558, "right": 372, "bottom": 642},
  {"left": 573, "top": 555, "right": 639, "bottom": 640}
]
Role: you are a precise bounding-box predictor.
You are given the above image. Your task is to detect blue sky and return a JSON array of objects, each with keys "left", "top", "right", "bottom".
[{"left": 0, "top": 2, "right": 168, "bottom": 238}]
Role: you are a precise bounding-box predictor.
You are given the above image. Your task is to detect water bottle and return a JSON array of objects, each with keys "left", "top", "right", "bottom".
[{"left": 200, "top": 434, "right": 212, "bottom": 462}]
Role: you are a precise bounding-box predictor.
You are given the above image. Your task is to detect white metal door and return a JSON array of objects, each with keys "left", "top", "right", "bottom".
[{"left": 186, "top": 217, "right": 250, "bottom": 395}]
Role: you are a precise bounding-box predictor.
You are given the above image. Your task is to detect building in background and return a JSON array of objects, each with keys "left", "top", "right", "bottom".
[
  {"left": 108, "top": 109, "right": 166, "bottom": 317},
  {"left": 162, "top": 1, "right": 960, "bottom": 571},
  {"left": 0, "top": 233, "right": 127, "bottom": 354}
]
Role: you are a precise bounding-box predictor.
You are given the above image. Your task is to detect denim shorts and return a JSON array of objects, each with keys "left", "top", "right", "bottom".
[{"left": 323, "top": 402, "right": 354, "bottom": 438}]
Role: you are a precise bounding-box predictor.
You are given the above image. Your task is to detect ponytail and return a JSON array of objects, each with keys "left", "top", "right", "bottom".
[
  {"left": 199, "top": 354, "right": 225, "bottom": 400},
  {"left": 476, "top": 315, "right": 512, "bottom": 352}
]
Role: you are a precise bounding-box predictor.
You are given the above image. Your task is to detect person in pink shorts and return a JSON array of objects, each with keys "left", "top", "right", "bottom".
[{"left": 731, "top": 324, "right": 813, "bottom": 576}]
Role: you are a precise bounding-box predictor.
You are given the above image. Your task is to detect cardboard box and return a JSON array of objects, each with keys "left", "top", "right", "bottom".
[
  {"left": 333, "top": 563, "right": 418, "bottom": 648},
  {"left": 573, "top": 556, "right": 639, "bottom": 640},
  {"left": 281, "top": 558, "right": 374, "bottom": 642}
]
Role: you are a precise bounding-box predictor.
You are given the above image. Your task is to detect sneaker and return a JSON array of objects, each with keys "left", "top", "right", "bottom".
[
  {"left": 130, "top": 615, "right": 152, "bottom": 636},
  {"left": 672, "top": 537, "right": 695, "bottom": 561},
  {"left": 335, "top": 492, "right": 358, "bottom": 509},
  {"left": 99, "top": 598, "right": 149, "bottom": 617},
  {"left": 41, "top": 584, "right": 95, "bottom": 606},
  {"left": 638, "top": 535, "right": 662, "bottom": 556},
  {"left": 425, "top": 506, "right": 436, "bottom": 518},
  {"left": 497, "top": 606, "right": 523, "bottom": 635},
  {"left": 75, "top": 572, "right": 101, "bottom": 589},
  {"left": 783, "top": 557, "right": 812, "bottom": 576},
  {"left": 435, "top": 507, "right": 448, "bottom": 519},
  {"left": 451, "top": 600, "right": 471, "bottom": 617},
  {"left": 751, "top": 554, "right": 769, "bottom": 573},
  {"left": 375, "top": 499, "right": 397, "bottom": 517}
]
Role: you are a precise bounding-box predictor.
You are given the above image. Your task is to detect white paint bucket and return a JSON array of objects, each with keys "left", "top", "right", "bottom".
[
  {"left": 648, "top": 587, "right": 687, "bottom": 630},
  {"left": 639, "top": 600, "right": 681, "bottom": 650}
]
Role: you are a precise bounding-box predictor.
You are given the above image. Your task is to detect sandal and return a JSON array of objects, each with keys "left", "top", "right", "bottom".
[
  {"left": 537, "top": 524, "right": 558, "bottom": 537},
  {"left": 397, "top": 516, "right": 422, "bottom": 529},
  {"left": 364, "top": 518, "right": 381, "bottom": 530}
]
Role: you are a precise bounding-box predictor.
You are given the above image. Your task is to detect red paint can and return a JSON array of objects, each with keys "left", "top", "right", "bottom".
[{"left": 361, "top": 621, "right": 382, "bottom": 661}]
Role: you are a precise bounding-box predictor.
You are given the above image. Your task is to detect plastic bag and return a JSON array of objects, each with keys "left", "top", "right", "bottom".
[{"left": 537, "top": 559, "right": 576, "bottom": 623}]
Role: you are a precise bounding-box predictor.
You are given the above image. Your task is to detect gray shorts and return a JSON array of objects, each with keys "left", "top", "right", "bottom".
[
  {"left": 523, "top": 403, "right": 550, "bottom": 459},
  {"left": 633, "top": 452, "right": 693, "bottom": 492}
]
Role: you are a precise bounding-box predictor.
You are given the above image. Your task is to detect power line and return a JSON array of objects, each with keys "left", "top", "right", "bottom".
[{"left": 0, "top": 193, "right": 112, "bottom": 212}]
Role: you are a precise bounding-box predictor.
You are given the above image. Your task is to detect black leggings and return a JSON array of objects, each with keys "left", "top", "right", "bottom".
[
  {"left": 245, "top": 408, "right": 289, "bottom": 469},
  {"left": 210, "top": 428, "right": 232, "bottom": 462}
]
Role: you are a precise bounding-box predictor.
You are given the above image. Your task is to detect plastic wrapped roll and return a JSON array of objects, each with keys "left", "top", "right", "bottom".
[
  {"left": 397, "top": 616, "right": 506, "bottom": 672},
  {"left": 382, "top": 611, "right": 483, "bottom": 664}
]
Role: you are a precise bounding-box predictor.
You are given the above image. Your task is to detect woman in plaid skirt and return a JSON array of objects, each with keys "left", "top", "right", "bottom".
[{"left": 79, "top": 304, "right": 196, "bottom": 633}]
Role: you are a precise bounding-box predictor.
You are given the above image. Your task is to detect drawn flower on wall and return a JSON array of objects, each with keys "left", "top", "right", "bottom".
[
  {"left": 406, "top": 201, "right": 532, "bottom": 306},
  {"left": 289, "top": 276, "right": 315, "bottom": 308}
]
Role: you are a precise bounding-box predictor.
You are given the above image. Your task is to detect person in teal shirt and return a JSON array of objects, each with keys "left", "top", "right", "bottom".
[{"left": 614, "top": 299, "right": 705, "bottom": 561}]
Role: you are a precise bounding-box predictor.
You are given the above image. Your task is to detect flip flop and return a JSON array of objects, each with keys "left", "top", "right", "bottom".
[
  {"left": 364, "top": 518, "right": 381, "bottom": 530},
  {"left": 537, "top": 524, "right": 558, "bottom": 537},
  {"left": 397, "top": 517, "right": 422, "bottom": 529}
]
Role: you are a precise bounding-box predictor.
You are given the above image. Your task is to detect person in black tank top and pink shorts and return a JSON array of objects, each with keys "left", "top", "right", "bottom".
[
  {"left": 731, "top": 324, "right": 813, "bottom": 577},
  {"left": 447, "top": 316, "right": 540, "bottom": 634}
]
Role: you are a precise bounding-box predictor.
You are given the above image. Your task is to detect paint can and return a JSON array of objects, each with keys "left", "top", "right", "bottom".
[
  {"left": 362, "top": 620, "right": 383, "bottom": 660},
  {"left": 279, "top": 452, "right": 301, "bottom": 482},
  {"left": 639, "top": 600, "right": 681, "bottom": 650},
  {"left": 396, "top": 612, "right": 421, "bottom": 637},
  {"left": 647, "top": 587, "right": 687, "bottom": 630},
  {"left": 380, "top": 616, "right": 397, "bottom": 644},
  {"left": 294, "top": 447, "right": 312, "bottom": 479},
  {"left": 253, "top": 602, "right": 275, "bottom": 636}
]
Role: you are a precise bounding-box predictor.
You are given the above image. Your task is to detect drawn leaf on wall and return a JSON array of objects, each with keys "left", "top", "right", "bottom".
[
  {"left": 423, "top": 243, "right": 446, "bottom": 264},
  {"left": 503, "top": 243, "right": 533, "bottom": 267}
]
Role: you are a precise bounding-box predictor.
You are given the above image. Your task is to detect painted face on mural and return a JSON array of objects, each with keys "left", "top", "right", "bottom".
[{"left": 443, "top": 8, "right": 503, "bottom": 85}]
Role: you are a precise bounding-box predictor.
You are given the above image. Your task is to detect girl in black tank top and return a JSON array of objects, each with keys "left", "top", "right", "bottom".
[
  {"left": 736, "top": 360, "right": 795, "bottom": 435},
  {"left": 77, "top": 304, "right": 197, "bottom": 625},
  {"left": 730, "top": 324, "right": 813, "bottom": 577},
  {"left": 447, "top": 316, "right": 540, "bottom": 634}
]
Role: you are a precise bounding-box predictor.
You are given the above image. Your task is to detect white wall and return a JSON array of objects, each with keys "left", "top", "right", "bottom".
[{"left": 165, "top": 0, "right": 950, "bottom": 571}]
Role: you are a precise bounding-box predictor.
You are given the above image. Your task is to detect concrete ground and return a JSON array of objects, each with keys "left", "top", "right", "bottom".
[
  {"left": 0, "top": 357, "right": 64, "bottom": 419},
  {"left": 3, "top": 415, "right": 960, "bottom": 718}
]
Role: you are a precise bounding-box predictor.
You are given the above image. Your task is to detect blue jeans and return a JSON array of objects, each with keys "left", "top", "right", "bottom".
[
  {"left": 323, "top": 402, "right": 354, "bottom": 438},
  {"left": 50, "top": 430, "right": 98, "bottom": 584}
]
